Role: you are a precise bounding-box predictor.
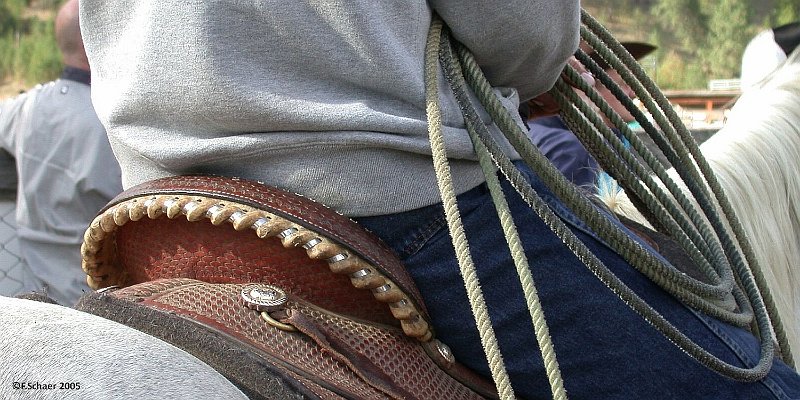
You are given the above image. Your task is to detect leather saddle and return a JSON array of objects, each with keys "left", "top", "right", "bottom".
[{"left": 75, "top": 175, "right": 498, "bottom": 400}]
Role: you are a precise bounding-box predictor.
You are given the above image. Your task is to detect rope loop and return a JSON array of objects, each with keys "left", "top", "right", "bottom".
[{"left": 424, "top": 8, "right": 793, "bottom": 398}]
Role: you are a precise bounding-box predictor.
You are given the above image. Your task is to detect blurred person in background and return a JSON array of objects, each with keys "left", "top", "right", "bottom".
[
  {"left": 0, "top": 0, "right": 122, "bottom": 306},
  {"left": 522, "top": 41, "right": 656, "bottom": 190},
  {"left": 741, "top": 21, "right": 800, "bottom": 90}
]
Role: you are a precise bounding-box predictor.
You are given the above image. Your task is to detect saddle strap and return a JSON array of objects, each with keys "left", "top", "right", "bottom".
[{"left": 76, "top": 278, "right": 497, "bottom": 400}]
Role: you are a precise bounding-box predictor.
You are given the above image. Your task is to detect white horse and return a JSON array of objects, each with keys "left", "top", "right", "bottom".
[
  {"left": 0, "top": 295, "right": 250, "bottom": 400},
  {"left": 601, "top": 47, "right": 800, "bottom": 360}
]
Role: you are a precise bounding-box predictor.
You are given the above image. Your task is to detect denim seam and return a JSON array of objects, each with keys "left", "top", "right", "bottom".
[
  {"left": 688, "top": 307, "right": 788, "bottom": 399},
  {"left": 539, "top": 192, "right": 612, "bottom": 247},
  {"left": 400, "top": 212, "right": 448, "bottom": 259}
]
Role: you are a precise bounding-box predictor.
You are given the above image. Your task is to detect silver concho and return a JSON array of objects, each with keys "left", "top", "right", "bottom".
[
  {"left": 435, "top": 340, "right": 455, "bottom": 364},
  {"left": 240, "top": 284, "right": 288, "bottom": 312}
]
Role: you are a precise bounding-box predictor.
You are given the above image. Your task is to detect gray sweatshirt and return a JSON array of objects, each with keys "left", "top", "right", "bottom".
[{"left": 80, "top": 1, "right": 579, "bottom": 216}]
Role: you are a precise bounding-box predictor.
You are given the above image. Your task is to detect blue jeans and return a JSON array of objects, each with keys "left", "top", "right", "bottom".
[{"left": 355, "top": 161, "right": 800, "bottom": 399}]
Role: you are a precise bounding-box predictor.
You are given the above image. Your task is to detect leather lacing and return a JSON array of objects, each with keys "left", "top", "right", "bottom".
[{"left": 81, "top": 193, "right": 433, "bottom": 341}]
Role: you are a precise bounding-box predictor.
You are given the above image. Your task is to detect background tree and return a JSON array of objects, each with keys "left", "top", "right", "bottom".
[
  {"left": 3, "top": 0, "right": 800, "bottom": 93},
  {"left": 0, "top": 0, "right": 62, "bottom": 96},
  {"left": 648, "top": 0, "right": 710, "bottom": 88},
  {"left": 772, "top": 0, "right": 799, "bottom": 26},
  {"left": 702, "top": 0, "right": 754, "bottom": 80}
]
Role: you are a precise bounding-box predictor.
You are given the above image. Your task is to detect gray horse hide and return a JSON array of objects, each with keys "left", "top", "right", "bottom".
[{"left": 0, "top": 296, "right": 249, "bottom": 400}]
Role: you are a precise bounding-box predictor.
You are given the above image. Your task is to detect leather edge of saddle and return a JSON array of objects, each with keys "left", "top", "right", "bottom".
[
  {"left": 75, "top": 289, "right": 324, "bottom": 400},
  {"left": 103, "top": 174, "right": 429, "bottom": 319}
]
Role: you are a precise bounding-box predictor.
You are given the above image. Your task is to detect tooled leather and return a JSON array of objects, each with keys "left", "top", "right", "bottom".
[
  {"left": 111, "top": 279, "right": 488, "bottom": 400},
  {"left": 105, "top": 175, "right": 427, "bottom": 318},
  {"left": 116, "top": 278, "right": 392, "bottom": 399},
  {"left": 283, "top": 371, "right": 349, "bottom": 400},
  {"left": 115, "top": 217, "right": 396, "bottom": 326},
  {"left": 280, "top": 304, "right": 490, "bottom": 400}
]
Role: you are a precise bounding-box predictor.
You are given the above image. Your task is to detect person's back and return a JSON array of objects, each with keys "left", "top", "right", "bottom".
[
  {"left": 0, "top": 0, "right": 122, "bottom": 305},
  {"left": 80, "top": 1, "right": 574, "bottom": 217}
]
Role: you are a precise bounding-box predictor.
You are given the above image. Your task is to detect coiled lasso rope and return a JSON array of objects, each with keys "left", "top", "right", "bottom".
[
  {"left": 424, "top": 9, "right": 793, "bottom": 400},
  {"left": 570, "top": 11, "right": 791, "bottom": 366}
]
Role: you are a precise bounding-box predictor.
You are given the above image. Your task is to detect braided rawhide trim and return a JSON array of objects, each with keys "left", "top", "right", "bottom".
[{"left": 81, "top": 193, "right": 433, "bottom": 341}]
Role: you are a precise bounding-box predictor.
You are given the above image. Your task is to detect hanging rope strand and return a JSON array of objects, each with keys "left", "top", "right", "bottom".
[
  {"left": 423, "top": 16, "right": 515, "bottom": 399},
  {"left": 552, "top": 72, "right": 758, "bottom": 324},
  {"left": 562, "top": 59, "right": 732, "bottom": 281},
  {"left": 456, "top": 43, "right": 747, "bottom": 323},
  {"left": 559, "top": 64, "right": 730, "bottom": 291},
  {"left": 438, "top": 32, "right": 568, "bottom": 400}
]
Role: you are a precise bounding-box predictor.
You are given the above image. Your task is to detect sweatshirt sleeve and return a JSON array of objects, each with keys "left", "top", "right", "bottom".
[{"left": 428, "top": 1, "right": 580, "bottom": 101}]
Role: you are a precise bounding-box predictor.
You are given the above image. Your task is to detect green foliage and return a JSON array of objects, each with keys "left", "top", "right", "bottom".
[
  {"left": 652, "top": 0, "right": 707, "bottom": 51},
  {"left": 0, "top": 0, "right": 63, "bottom": 86},
  {"left": 646, "top": 0, "right": 713, "bottom": 86},
  {"left": 649, "top": 0, "right": 755, "bottom": 82},
  {"left": 653, "top": 50, "right": 707, "bottom": 89},
  {"left": 772, "top": 0, "right": 799, "bottom": 26},
  {"left": 14, "top": 18, "right": 61, "bottom": 83},
  {"left": 586, "top": 0, "right": 795, "bottom": 89},
  {"left": 4, "top": 0, "right": 799, "bottom": 90},
  {"left": 703, "top": 0, "right": 754, "bottom": 79},
  {"left": 0, "top": 34, "right": 14, "bottom": 78}
]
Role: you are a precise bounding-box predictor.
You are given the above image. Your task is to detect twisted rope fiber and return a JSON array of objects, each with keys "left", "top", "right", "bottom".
[
  {"left": 555, "top": 106, "right": 733, "bottom": 308},
  {"left": 572, "top": 8, "right": 785, "bottom": 368},
  {"left": 579, "top": 11, "right": 766, "bottom": 310},
  {"left": 569, "top": 35, "right": 748, "bottom": 305},
  {"left": 561, "top": 25, "right": 776, "bottom": 379},
  {"left": 553, "top": 78, "right": 755, "bottom": 326},
  {"left": 560, "top": 61, "right": 733, "bottom": 289},
  {"left": 580, "top": 24, "right": 726, "bottom": 232},
  {"left": 455, "top": 46, "right": 739, "bottom": 318},
  {"left": 437, "top": 31, "right": 567, "bottom": 400},
  {"left": 556, "top": 72, "right": 739, "bottom": 309},
  {"left": 451, "top": 26, "right": 774, "bottom": 381},
  {"left": 554, "top": 88, "right": 755, "bottom": 333},
  {"left": 423, "top": 16, "right": 514, "bottom": 399},
  {"left": 552, "top": 75, "right": 755, "bottom": 325},
  {"left": 577, "top": 26, "right": 754, "bottom": 300},
  {"left": 557, "top": 64, "right": 760, "bottom": 325},
  {"left": 567, "top": 50, "right": 749, "bottom": 304},
  {"left": 453, "top": 43, "right": 725, "bottom": 302},
  {"left": 572, "top": 26, "right": 765, "bottom": 340},
  {"left": 581, "top": 10, "right": 792, "bottom": 366},
  {"left": 454, "top": 46, "right": 765, "bottom": 382}
]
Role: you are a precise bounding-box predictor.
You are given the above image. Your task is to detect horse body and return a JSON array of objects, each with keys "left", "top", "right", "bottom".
[
  {"left": 602, "top": 48, "right": 800, "bottom": 359},
  {"left": 0, "top": 296, "right": 251, "bottom": 400}
]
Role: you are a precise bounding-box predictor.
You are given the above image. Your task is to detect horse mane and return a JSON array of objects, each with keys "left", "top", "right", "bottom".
[{"left": 601, "top": 47, "right": 800, "bottom": 361}]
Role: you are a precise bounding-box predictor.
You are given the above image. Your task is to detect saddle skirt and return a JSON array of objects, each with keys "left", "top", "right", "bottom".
[{"left": 76, "top": 175, "right": 497, "bottom": 399}]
